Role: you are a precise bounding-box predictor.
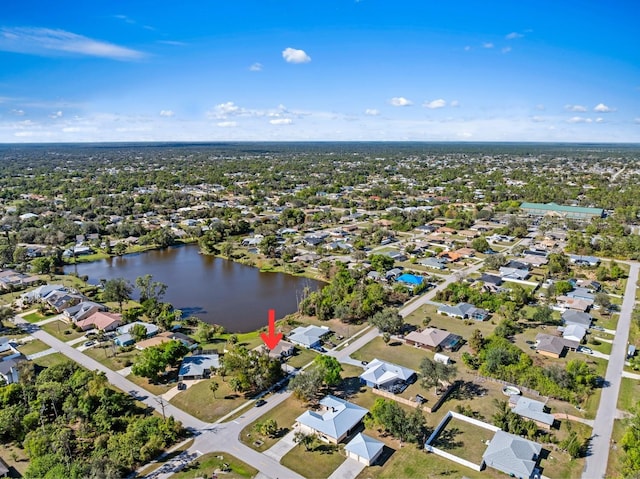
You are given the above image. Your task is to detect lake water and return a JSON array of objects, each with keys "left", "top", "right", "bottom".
[{"left": 64, "top": 244, "right": 323, "bottom": 332}]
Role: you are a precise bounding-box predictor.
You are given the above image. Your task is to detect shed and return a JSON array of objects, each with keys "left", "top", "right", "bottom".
[
  {"left": 345, "top": 433, "right": 384, "bottom": 466},
  {"left": 434, "top": 353, "right": 451, "bottom": 365}
]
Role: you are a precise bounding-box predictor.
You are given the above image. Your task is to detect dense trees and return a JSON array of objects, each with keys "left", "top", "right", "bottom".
[
  {"left": 102, "top": 278, "right": 132, "bottom": 312},
  {"left": 0, "top": 361, "right": 184, "bottom": 478},
  {"left": 419, "top": 357, "right": 457, "bottom": 395},
  {"left": 220, "top": 346, "right": 284, "bottom": 394},
  {"left": 131, "top": 340, "right": 189, "bottom": 381},
  {"left": 369, "top": 307, "right": 404, "bottom": 334},
  {"left": 367, "top": 399, "right": 427, "bottom": 444}
]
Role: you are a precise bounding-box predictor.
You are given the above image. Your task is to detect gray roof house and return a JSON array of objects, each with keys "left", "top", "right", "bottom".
[
  {"left": 482, "top": 430, "right": 542, "bottom": 479},
  {"left": 499, "top": 267, "right": 530, "bottom": 281},
  {"left": 568, "top": 254, "right": 600, "bottom": 266},
  {"left": 563, "top": 324, "right": 587, "bottom": 343},
  {"left": 63, "top": 301, "right": 107, "bottom": 323},
  {"left": 296, "top": 395, "right": 368, "bottom": 444},
  {"left": 288, "top": 325, "right": 330, "bottom": 349},
  {"left": 510, "top": 396, "right": 555, "bottom": 429},
  {"left": 419, "top": 257, "right": 447, "bottom": 270},
  {"left": 178, "top": 354, "right": 220, "bottom": 380},
  {"left": 20, "top": 284, "right": 66, "bottom": 303},
  {"left": 438, "top": 302, "right": 489, "bottom": 321},
  {"left": 0, "top": 357, "right": 24, "bottom": 384},
  {"left": 561, "top": 310, "right": 592, "bottom": 329},
  {"left": 345, "top": 433, "right": 385, "bottom": 466},
  {"left": 116, "top": 321, "right": 159, "bottom": 337},
  {"left": 359, "top": 358, "right": 416, "bottom": 390}
]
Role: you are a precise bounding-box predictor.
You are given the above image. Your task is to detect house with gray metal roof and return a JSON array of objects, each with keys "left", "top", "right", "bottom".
[
  {"left": 438, "top": 302, "right": 489, "bottom": 321},
  {"left": 288, "top": 325, "right": 330, "bottom": 349},
  {"left": 295, "top": 395, "right": 368, "bottom": 444},
  {"left": 510, "top": 396, "right": 555, "bottom": 430},
  {"left": 359, "top": 358, "right": 416, "bottom": 391},
  {"left": 482, "top": 430, "right": 542, "bottom": 479},
  {"left": 520, "top": 202, "right": 603, "bottom": 220},
  {"left": 561, "top": 310, "right": 592, "bottom": 329},
  {"left": 178, "top": 354, "right": 220, "bottom": 380}
]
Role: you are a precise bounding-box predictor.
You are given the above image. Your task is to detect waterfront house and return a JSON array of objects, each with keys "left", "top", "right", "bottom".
[
  {"left": 76, "top": 311, "right": 122, "bottom": 332},
  {"left": 178, "top": 353, "right": 220, "bottom": 380},
  {"left": 288, "top": 325, "right": 330, "bottom": 349}
]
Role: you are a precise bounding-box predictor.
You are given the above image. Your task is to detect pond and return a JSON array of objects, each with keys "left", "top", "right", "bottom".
[{"left": 64, "top": 244, "right": 323, "bottom": 332}]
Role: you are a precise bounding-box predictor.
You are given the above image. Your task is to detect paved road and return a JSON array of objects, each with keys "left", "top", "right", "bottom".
[{"left": 583, "top": 262, "right": 639, "bottom": 479}]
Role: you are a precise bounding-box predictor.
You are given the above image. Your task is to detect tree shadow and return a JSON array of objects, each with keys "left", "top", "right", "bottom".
[
  {"left": 448, "top": 381, "right": 488, "bottom": 401},
  {"left": 432, "top": 427, "right": 464, "bottom": 450}
]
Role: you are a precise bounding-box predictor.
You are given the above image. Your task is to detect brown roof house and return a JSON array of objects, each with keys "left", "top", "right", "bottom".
[
  {"left": 535, "top": 333, "right": 579, "bottom": 358},
  {"left": 76, "top": 311, "right": 122, "bottom": 332},
  {"left": 405, "top": 328, "right": 462, "bottom": 352}
]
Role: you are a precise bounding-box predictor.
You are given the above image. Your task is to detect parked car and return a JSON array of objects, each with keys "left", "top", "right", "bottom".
[
  {"left": 255, "top": 399, "right": 267, "bottom": 407},
  {"left": 177, "top": 382, "right": 187, "bottom": 391},
  {"left": 580, "top": 347, "right": 593, "bottom": 355},
  {"left": 83, "top": 340, "right": 95, "bottom": 347}
]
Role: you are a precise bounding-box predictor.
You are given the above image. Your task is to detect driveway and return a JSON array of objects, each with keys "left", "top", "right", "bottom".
[
  {"left": 583, "top": 262, "right": 639, "bottom": 479},
  {"left": 263, "top": 427, "right": 299, "bottom": 461},
  {"left": 326, "top": 457, "right": 365, "bottom": 479}
]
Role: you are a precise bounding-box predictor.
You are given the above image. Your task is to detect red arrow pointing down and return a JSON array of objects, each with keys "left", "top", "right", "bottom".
[{"left": 260, "top": 309, "right": 283, "bottom": 350}]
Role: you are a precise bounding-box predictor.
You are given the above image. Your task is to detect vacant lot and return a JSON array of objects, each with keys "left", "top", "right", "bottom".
[
  {"left": 431, "top": 417, "right": 494, "bottom": 465},
  {"left": 83, "top": 342, "right": 140, "bottom": 370},
  {"left": 281, "top": 443, "right": 346, "bottom": 479},
  {"left": 170, "top": 379, "right": 247, "bottom": 423},
  {"left": 171, "top": 452, "right": 257, "bottom": 479},
  {"left": 41, "top": 320, "right": 85, "bottom": 342},
  {"left": 17, "top": 339, "right": 50, "bottom": 356}
]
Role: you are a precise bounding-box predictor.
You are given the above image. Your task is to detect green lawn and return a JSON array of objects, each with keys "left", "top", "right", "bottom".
[
  {"left": 351, "top": 336, "right": 429, "bottom": 371},
  {"left": 0, "top": 442, "right": 29, "bottom": 478},
  {"left": 286, "top": 347, "right": 319, "bottom": 369},
  {"left": 17, "top": 339, "right": 50, "bottom": 356},
  {"left": 32, "top": 352, "right": 68, "bottom": 369},
  {"left": 169, "top": 378, "right": 247, "bottom": 423},
  {"left": 172, "top": 452, "right": 258, "bottom": 479},
  {"left": 83, "top": 343, "right": 140, "bottom": 370},
  {"left": 41, "top": 320, "right": 85, "bottom": 342},
  {"left": 22, "top": 311, "right": 56, "bottom": 323},
  {"left": 431, "top": 417, "right": 493, "bottom": 465},
  {"left": 281, "top": 443, "right": 346, "bottom": 479},
  {"left": 606, "top": 419, "right": 628, "bottom": 479},
  {"left": 127, "top": 372, "right": 176, "bottom": 396},
  {"left": 240, "top": 396, "right": 309, "bottom": 452},
  {"left": 618, "top": 378, "right": 640, "bottom": 413},
  {"left": 589, "top": 337, "right": 613, "bottom": 355}
]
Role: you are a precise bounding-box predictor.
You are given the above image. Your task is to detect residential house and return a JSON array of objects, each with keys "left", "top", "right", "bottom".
[
  {"left": 520, "top": 254, "right": 549, "bottom": 267},
  {"left": 76, "top": 311, "right": 122, "bottom": 332},
  {"left": 505, "top": 260, "right": 530, "bottom": 271},
  {"left": 258, "top": 340, "right": 295, "bottom": 360},
  {"left": 480, "top": 273, "right": 503, "bottom": 287},
  {"left": 482, "top": 430, "right": 542, "bottom": 479},
  {"left": 20, "top": 284, "right": 66, "bottom": 304},
  {"left": 295, "top": 395, "right": 368, "bottom": 444},
  {"left": 561, "top": 310, "right": 592, "bottom": 329},
  {"left": 288, "top": 325, "right": 330, "bottom": 349},
  {"left": 509, "top": 396, "right": 555, "bottom": 430},
  {"left": 0, "top": 457, "right": 9, "bottom": 477},
  {"left": 562, "top": 324, "right": 587, "bottom": 343},
  {"left": 405, "top": 328, "right": 462, "bottom": 352},
  {"left": 568, "top": 254, "right": 600, "bottom": 266},
  {"left": 0, "top": 357, "right": 24, "bottom": 384},
  {"left": 178, "top": 354, "right": 220, "bottom": 380},
  {"left": 499, "top": 267, "right": 530, "bottom": 281},
  {"left": 566, "top": 287, "right": 595, "bottom": 302},
  {"left": 556, "top": 296, "right": 592, "bottom": 312},
  {"left": 418, "top": 257, "right": 447, "bottom": 270},
  {"left": 535, "top": 333, "right": 579, "bottom": 358},
  {"left": 114, "top": 321, "right": 159, "bottom": 346},
  {"left": 0, "top": 270, "right": 40, "bottom": 290},
  {"left": 520, "top": 202, "right": 603, "bottom": 220},
  {"left": 344, "top": 433, "right": 384, "bottom": 466},
  {"left": 439, "top": 251, "right": 462, "bottom": 262},
  {"left": 438, "top": 302, "right": 489, "bottom": 321},
  {"left": 359, "top": 359, "right": 416, "bottom": 391},
  {"left": 454, "top": 247, "right": 475, "bottom": 258},
  {"left": 43, "top": 290, "right": 84, "bottom": 313},
  {"left": 573, "top": 279, "right": 601, "bottom": 292},
  {"left": 63, "top": 301, "right": 107, "bottom": 323}
]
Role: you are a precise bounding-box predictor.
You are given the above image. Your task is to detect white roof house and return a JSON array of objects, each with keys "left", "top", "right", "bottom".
[
  {"left": 296, "top": 395, "right": 368, "bottom": 444},
  {"left": 178, "top": 354, "right": 220, "bottom": 380},
  {"left": 345, "top": 433, "right": 384, "bottom": 466},
  {"left": 510, "top": 396, "right": 555, "bottom": 429},
  {"left": 359, "top": 358, "right": 416, "bottom": 389},
  {"left": 482, "top": 430, "right": 542, "bottom": 479},
  {"left": 562, "top": 324, "right": 587, "bottom": 343},
  {"left": 288, "top": 325, "right": 330, "bottom": 349},
  {"left": 20, "top": 284, "right": 66, "bottom": 303},
  {"left": 116, "top": 321, "right": 159, "bottom": 338}
]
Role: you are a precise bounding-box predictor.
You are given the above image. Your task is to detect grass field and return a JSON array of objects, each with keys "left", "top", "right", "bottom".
[
  {"left": 351, "top": 336, "right": 429, "bottom": 371},
  {"left": 281, "top": 443, "right": 346, "bottom": 479},
  {"left": 431, "top": 417, "right": 493, "bottom": 465},
  {"left": 41, "top": 320, "right": 85, "bottom": 342},
  {"left": 606, "top": 419, "right": 628, "bottom": 479},
  {"left": 32, "top": 352, "right": 68, "bottom": 369},
  {"left": 83, "top": 342, "right": 140, "bottom": 370},
  {"left": 286, "top": 347, "right": 319, "bottom": 369},
  {"left": 170, "top": 379, "right": 248, "bottom": 423},
  {"left": 17, "top": 339, "right": 50, "bottom": 356},
  {"left": 127, "top": 372, "right": 175, "bottom": 396},
  {"left": 22, "top": 311, "right": 57, "bottom": 323},
  {"left": 618, "top": 378, "right": 640, "bottom": 413},
  {"left": 240, "top": 396, "right": 309, "bottom": 452},
  {"left": 171, "top": 452, "right": 258, "bottom": 479}
]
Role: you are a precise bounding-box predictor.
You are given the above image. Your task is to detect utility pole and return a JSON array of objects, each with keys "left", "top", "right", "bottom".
[{"left": 155, "top": 397, "right": 167, "bottom": 419}]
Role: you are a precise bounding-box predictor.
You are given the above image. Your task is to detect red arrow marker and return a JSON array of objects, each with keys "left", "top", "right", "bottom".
[{"left": 260, "top": 309, "right": 283, "bottom": 350}]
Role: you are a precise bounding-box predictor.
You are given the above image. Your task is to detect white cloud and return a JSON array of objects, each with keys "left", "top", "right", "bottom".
[
  {"left": 216, "top": 121, "right": 237, "bottom": 128},
  {"left": 567, "top": 116, "right": 593, "bottom": 123},
  {"left": 501, "top": 46, "right": 512, "bottom": 54},
  {"left": 594, "top": 103, "right": 615, "bottom": 112},
  {"left": 565, "top": 104, "right": 587, "bottom": 112},
  {"left": 209, "top": 101, "right": 241, "bottom": 119},
  {"left": 483, "top": 42, "right": 494, "bottom": 49},
  {"left": 114, "top": 14, "right": 136, "bottom": 25},
  {"left": 249, "top": 62, "right": 263, "bottom": 71},
  {"left": 531, "top": 116, "right": 545, "bottom": 122},
  {"left": 158, "top": 40, "right": 187, "bottom": 46},
  {"left": 450, "top": 100, "right": 460, "bottom": 108},
  {"left": 389, "top": 97, "right": 412, "bottom": 107},
  {"left": 270, "top": 118, "right": 293, "bottom": 125},
  {"left": 282, "top": 47, "right": 311, "bottom": 64},
  {"left": 49, "top": 110, "right": 63, "bottom": 119},
  {"left": 0, "top": 27, "right": 145, "bottom": 61},
  {"left": 364, "top": 109, "right": 380, "bottom": 116},
  {"left": 11, "top": 109, "right": 25, "bottom": 116},
  {"left": 423, "top": 99, "right": 446, "bottom": 109},
  {"left": 506, "top": 32, "right": 523, "bottom": 40},
  {"left": 159, "top": 110, "right": 174, "bottom": 117},
  {"left": 595, "top": 117, "right": 604, "bottom": 123}
]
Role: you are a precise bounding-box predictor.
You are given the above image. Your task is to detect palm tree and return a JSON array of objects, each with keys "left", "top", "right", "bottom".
[{"left": 209, "top": 380, "right": 219, "bottom": 399}]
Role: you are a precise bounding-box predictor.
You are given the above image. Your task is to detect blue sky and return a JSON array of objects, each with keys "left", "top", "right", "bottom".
[{"left": 0, "top": 1, "right": 638, "bottom": 143}]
